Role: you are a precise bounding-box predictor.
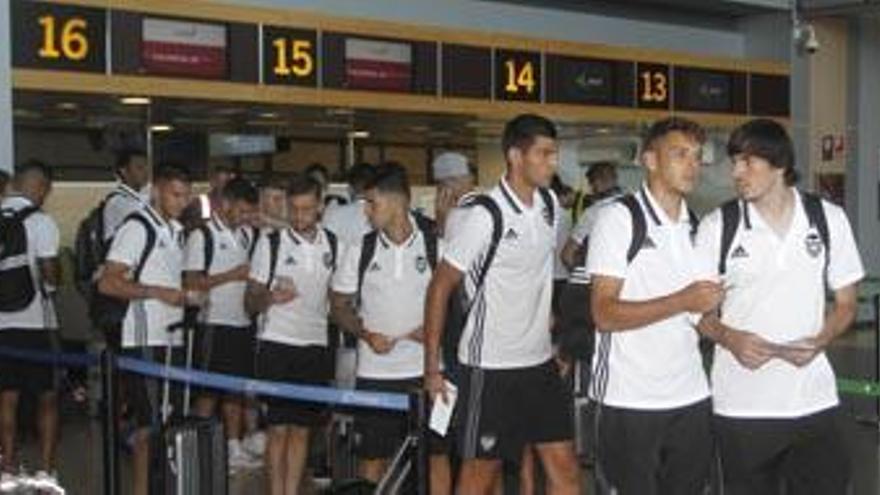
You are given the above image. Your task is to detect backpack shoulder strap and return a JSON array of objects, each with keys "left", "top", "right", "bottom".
[
  {"left": 719, "top": 199, "right": 742, "bottom": 275},
  {"left": 463, "top": 194, "right": 503, "bottom": 286},
  {"left": 357, "top": 231, "right": 379, "bottom": 302},
  {"left": 537, "top": 187, "right": 556, "bottom": 226},
  {"left": 197, "top": 225, "right": 214, "bottom": 274},
  {"left": 14, "top": 205, "right": 40, "bottom": 222},
  {"left": 121, "top": 213, "right": 157, "bottom": 282},
  {"left": 323, "top": 228, "right": 338, "bottom": 270},
  {"left": 265, "top": 230, "right": 282, "bottom": 288},
  {"left": 687, "top": 208, "right": 700, "bottom": 239},
  {"left": 413, "top": 212, "right": 439, "bottom": 270},
  {"left": 617, "top": 194, "right": 646, "bottom": 264},
  {"left": 801, "top": 191, "right": 830, "bottom": 271}
]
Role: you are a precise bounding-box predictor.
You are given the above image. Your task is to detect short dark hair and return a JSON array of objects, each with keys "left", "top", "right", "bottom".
[
  {"left": 586, "top": 161, "right": 618, "bottom": 185},
  {"left": 221, "top": 177, "right": 258, "bottom": 204},
  {"left": 153, "top": 162, "right": 191, "bottom": 184},
  {"left": 502, "top": 114, "right": 557, "bottom": 157},
  {"left": 114, "top": 149, "right": 147, "bottom": 173},
  {"left": 305, "top": 163, "right": 330, "bottom": 180},
  {"left": 727, "top": 118, "right": 798, "bottom": 185},
  {"left": 347, "top": 162, "right": 376, "bottom": 193},
  {"left": 366, "top": 162, "right": 410, "bottom": 198},
  {"left": 642, "top": 117, "right": 706, "bottom": 152},
  {"left": 15, "top": 159, "right": 53, "bottom": 182},
  {"left": 287, "top": 173, "right": 323, "bottom": 200}
]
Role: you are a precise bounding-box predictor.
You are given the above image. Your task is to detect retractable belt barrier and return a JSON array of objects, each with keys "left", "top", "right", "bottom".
[{"left": 0, "top": 345, "right": 408, "bottom": 411}]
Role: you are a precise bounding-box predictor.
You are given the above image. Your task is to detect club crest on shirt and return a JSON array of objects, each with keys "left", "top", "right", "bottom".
[
  {"left": 323, "top": 251, "right": 333, "bottom": 268},
  {"left": 805, "top": 231, "right": 823, "bottom": 258},
  {"left": 415, "top": 255, "right": 428, "bottom": 273},
  {"left": 480, "top": 434, "right": 497, "bottom": 453},
  {"left": 285, "top": 255, "right": 296, "bottom": 265},
  {"left": 219, "top": 242, "right": 228, "bottom": 250},
  {"left": 730, "top": 245, "right": 749, "bottom": 259}
]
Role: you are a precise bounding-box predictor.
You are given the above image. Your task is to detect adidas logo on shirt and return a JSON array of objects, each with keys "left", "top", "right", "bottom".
[
  {"left": 369, "top": 261, "right": 381, "bottom": 272},
  {"left": 730, "top": 245, "right": 749, "bottom": 259},
  {"left": 504, "top": 228, "right": 519, "bottom": 241}
]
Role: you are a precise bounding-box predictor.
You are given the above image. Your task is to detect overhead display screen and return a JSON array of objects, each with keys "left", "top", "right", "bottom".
[
  {"left": 262, "top": 25, "right": 318, "bottom": 87},
  {"left": 545, "top": 55, "right": 634, "bottom": 107},
  {"left": 11, "top": 0, "right": 107, "bottom": 73},
  {"left": 494, "top": 49, "right": 542, "bottom": 102},
  {"left": 141, "top": 17, "right": 228, "bottom": 79},
  {"left": 442, "top": 44, "right": 492, "bottom": 100}
]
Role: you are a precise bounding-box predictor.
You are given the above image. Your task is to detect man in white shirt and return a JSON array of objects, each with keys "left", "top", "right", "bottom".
[
  {"left": 323, "top": 163, "right": 376, "bottom": 246},
  {"left": 695, "top": 119, "right": 864, "bottom": 494},
  {"left": 102, "top": 149, "right": 151, "bottom": 242},
  {"left": 424, "top": 114, "right": 580, "bottom": 495},
  {"left": 0, "top": 161, "right": 61, "bottom": 484},
  {"left": 331, "top": 163, "right": 450, "bottom": 494},
  {"left": 183, "top": 177, "right": 259, "bottom": 470},
  {"left": 245, "top": 174, "right": 338, "bottom": 495},
  {"left": 587, "top": 118, "right": 722, "bottom": 494},
  {"left": 98, "top": 164, "right": 192, "bottom": 495}
]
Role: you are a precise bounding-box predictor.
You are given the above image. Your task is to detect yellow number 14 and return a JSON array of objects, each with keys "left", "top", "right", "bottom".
[
  {"left": 504, "top": 60, "right": 536, "bottom": 95},
  {"left": 272, "top": 38, "right": 314, "bottom": 78},
  {"left": 38, "top": 15, "right": 89, "bottom": 61}
]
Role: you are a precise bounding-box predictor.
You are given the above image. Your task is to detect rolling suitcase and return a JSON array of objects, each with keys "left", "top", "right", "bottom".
[{"left": 152, "top": 323, "right": 228, "bottom": 495}]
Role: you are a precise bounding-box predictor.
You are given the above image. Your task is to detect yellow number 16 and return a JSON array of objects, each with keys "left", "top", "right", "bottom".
[{"left": 38, "top": 15, "right": 89, "bottom": 61}]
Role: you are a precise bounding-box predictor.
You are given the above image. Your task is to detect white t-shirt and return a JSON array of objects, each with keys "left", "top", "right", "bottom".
[
  {"left": 184, "top": 216, "right": 253, "bottom": 327},
  {"left": 443, "top": 178, "right": 558, "bottom": 369},
  {"left": 105, "top": 205, "right": 185, "bottom": 348},
  {"left": 323, "top": 198, "right": 371, "bottom": 246},
  {"left": 333, "top": 219, "right": 434, "bottom": 379},
  {"left": 250, "top": 227, "right": 336, "bottom": 347},
  {"left": 0, "top": 196, "right": 59, "bottom": 330},
  {"left": 695, "top": 189, "right": 865, "bottom": 418},
  {"left": 568, "top": 191, "right": 623, "bottom": 285},
  {"left": 586, "top": 186, "right": 710, "bottom": 410},
  {"left": 102, "top": 183, "right": 149, "bottom": 241},
  {"left": 554, "top": 212, "right": 572, "bottom": 281}
]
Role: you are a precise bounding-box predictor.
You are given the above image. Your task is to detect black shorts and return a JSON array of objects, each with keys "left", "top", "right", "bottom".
[
  {"left": 0, "top": 330, "right": 59, "bottom": 394},
  {"left": 120, "top": 346, "right": 185, "bottom": 429},
  {"left": 454, "top": 360, "right": 573, "bottom": 461},
  {"left": 714, "top": 407, "right": 850, "bottom": 495},
  {"left": 257, "top": 342, "right": 332, "bottom": 427},
  {"left": 354, "top": 377, "right": 448, "bottom": 460},
  {"left": 195, "top": 324, "right": 255, "bottom": 379},
  {"left": 596, "top": 399, "right": 713, "bottom": 495}
]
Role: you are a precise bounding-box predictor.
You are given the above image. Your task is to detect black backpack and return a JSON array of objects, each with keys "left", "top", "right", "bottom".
[
  {"left": 91, "top": 212, "right": 157, "bottom": 330},
  {"left": 264, "top": 228, "right": 338, "bottom": 289},
  {"left": 445, "top": 188, "right": 555, "bottom": 369},
  {"left": 73, "top": 192, "right": 120, "bottom": 301},
  {"left": 355, "top": 212, "right": 438, "bottom": 304},
  {"left": 718, "top": 192, "right": 829, "bottom": 277},
  {"left": 0, "top": 205, "right": 40, "bottom": 312}
]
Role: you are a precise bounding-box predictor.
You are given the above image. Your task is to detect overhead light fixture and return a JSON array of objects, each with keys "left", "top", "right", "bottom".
[
  {"left": 149, "top": 124, "right": 173, "bottom": 132},
  {"left": 121, "top": 96, "right": 151, "bottom": 105},
  {"left": 56, "top": 102, "right": 78, "bottom": 111},
  {"left": 258, "top": 111, "right": 280, "bottom": 119},
  {"left": 348, "top": 130, "right": 370, "bottom": 139},
  {"left": 328, "top": 108, "right": 355, "bottom": 117}
]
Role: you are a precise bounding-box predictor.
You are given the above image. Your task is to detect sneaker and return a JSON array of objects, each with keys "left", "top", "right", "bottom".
[
  {"left": 228, "top": 440, "right": 262, "bottom": 471},
  {"left": 241, "top": 431, "right": 267, "bottom": 458},
  {"left": 0, "top": 471, "right": 21, "bottom": 491},
  {"left": 32, "top": 470, "right": 65, "bottom": 494}
]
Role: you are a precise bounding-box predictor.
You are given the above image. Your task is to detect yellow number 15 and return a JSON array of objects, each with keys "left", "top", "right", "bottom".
[
  {"left": 273, "top": 38, "right": 314, "bottom": 78},
  {"left": 38, "top": 15, "right": 89, "bottom": 61}
]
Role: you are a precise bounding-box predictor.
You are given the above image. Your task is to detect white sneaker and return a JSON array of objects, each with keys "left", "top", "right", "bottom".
[
  {"left": 0, "top": 471, "right": 21, "bottom": 491},
  {"left": 241, "top": 431, "right": 267, "bottom": 457},
  {"left": 32, "top": 470, "right": 65, "bottom": 494},
  {"left": 228, "top": 440, "right": 262, "bottom": 471}
]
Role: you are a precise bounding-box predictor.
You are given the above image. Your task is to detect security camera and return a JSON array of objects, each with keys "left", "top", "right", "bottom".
[{"left": 794, "top": 23, "right": 820, "bottom": 54}]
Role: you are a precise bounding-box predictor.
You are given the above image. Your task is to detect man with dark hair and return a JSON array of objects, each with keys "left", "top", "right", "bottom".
[
  {"left": 98, "top": 163, "right": 193, "bottom": 495},
  {"left": 324, "top": 162, "right": 376, "bottom": 245},
  {"left": 586, "top": 117, "right": 720, "bottom": 494},
  {"left": 0, "top": 161, "right": 61, "bottom": 487},
  {"left": 183, "top": 177, "right": 260, "bottom": 471},
  {"left": 695, "top": 119, "right": 863, "bottom": 494},
  {"left": 332, "top": 163, "right": 450, "bottom": 494},
  {"left": 424, "top": 114, "right": 579, "bottom": 494},
  {"left": 256, "top": 174, "right": 290, "bottom": 232},
  {"left": 246, "top": 173, "right": 338, "bottom": 495},
  {"left": 104, "top": 149, "right": 150, "bottom": 242}
]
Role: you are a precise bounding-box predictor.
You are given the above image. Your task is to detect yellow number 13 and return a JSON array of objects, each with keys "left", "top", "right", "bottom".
[
  {"left": 272, "top": 38, "right": 314, "bottom": 78},
  {"left": 38, "top": 15, "right": 89, "bottom": 61},
  {"left": 640, "top": 70, "right": 668, "bottom": 103}
]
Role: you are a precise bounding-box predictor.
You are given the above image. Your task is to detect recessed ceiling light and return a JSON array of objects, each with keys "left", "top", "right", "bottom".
[
  {"left": 327, "top": 108, "right": 355, "bottom": 117},
  {"left": 149, "top": 124, "right": 173, "bottom": 132},
  {"left": 258, "top": 111, "right": 280, "bottom": 119},
  {"left": 56, "top": 102, "right": 78, "bottom": 111},
  {"left": 120, "top": 96, "right": 151, "bottom": 105},
  {"left": 348, "top": 130, "right": 370, "bottom": 139}
]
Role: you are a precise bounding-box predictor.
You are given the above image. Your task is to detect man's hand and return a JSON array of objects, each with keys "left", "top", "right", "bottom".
[
  {"left": 406, "top": 326, "right": 425, "bottom": 343},
  {"left": 364, "top": 331, "right": 396, "bottom": 354},
  {"left": 424, "top": 371, "right": 450, "bottom": 405},
  {"left": 227, "top": 263, "right": 250, "bottom": 283},
  {"left": 271, "top": 276, "right": 298, "bottom": 305},
  {"left": 776, "top": 336, "right": 827, "bottom": 368},
  {"left": 152, "top": 287, "right": 186, "bottom": 307},
  {"left": 721, "top": 328, "right": 776, "bottom": 370},
  {"left": 676, "top": 280, "right": 723, "bottom": 314}
]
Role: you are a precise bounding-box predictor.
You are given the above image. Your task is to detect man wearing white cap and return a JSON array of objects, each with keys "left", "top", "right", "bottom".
[{"left": 432, "top": 151, "right": 476, "bottom": 239}]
